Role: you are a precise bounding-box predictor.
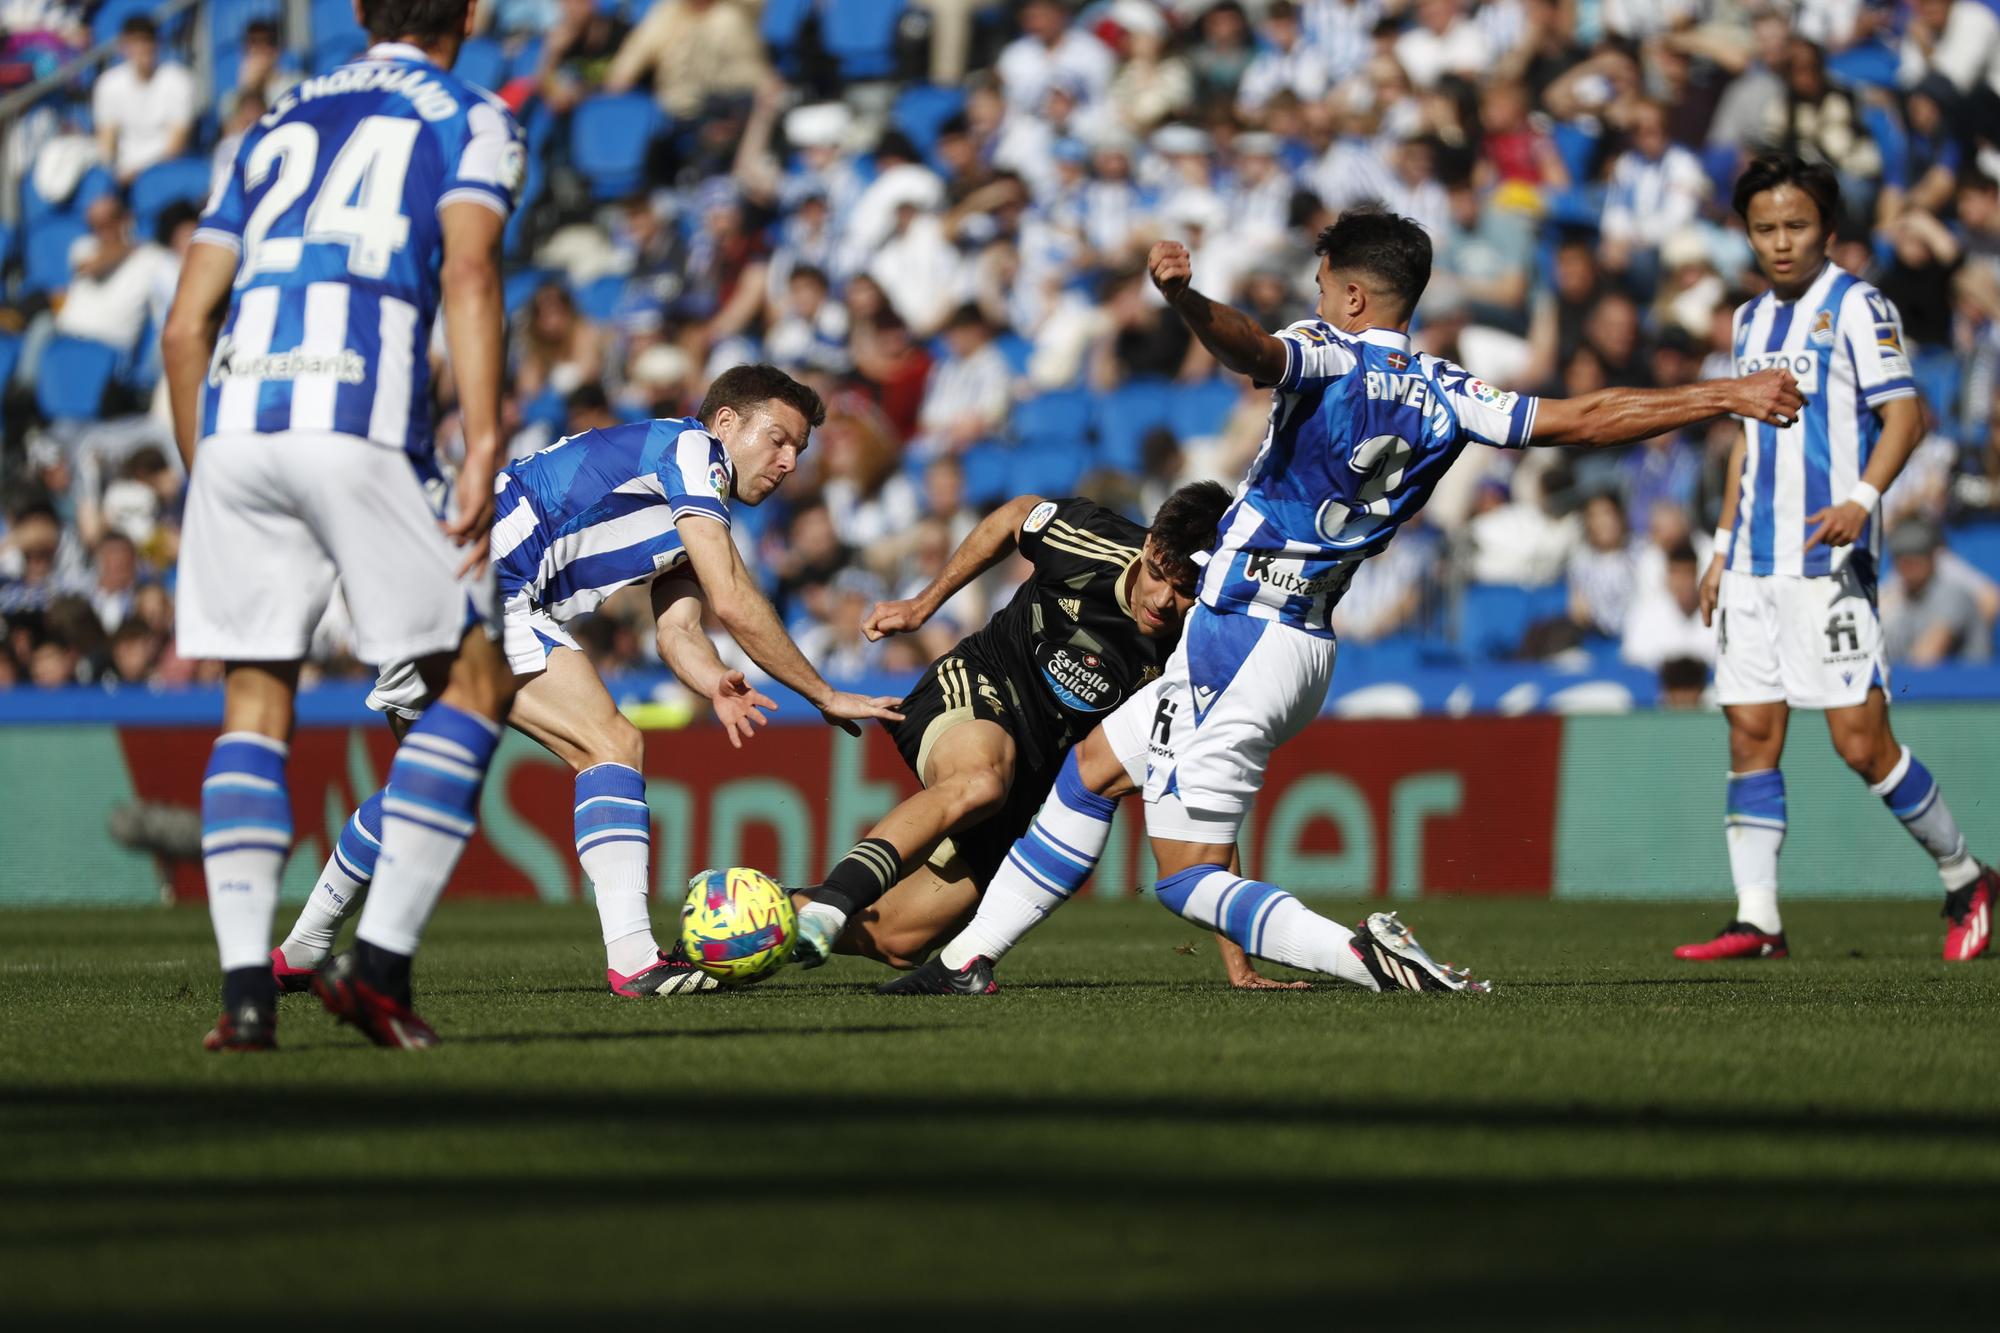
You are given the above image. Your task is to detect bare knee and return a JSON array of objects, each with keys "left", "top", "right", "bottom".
[
  {"left": 937, "top": 766, "right": 1008, "bottom": 826},
  {"left": 1725, "top": 708, "right": 1784, "bottom": 771},
  {"left": 572, "top": 711, "right": 644, "bottom": 773},
  {"left": 1831, "top": 719, "right": 1898, "bottom": 782}
]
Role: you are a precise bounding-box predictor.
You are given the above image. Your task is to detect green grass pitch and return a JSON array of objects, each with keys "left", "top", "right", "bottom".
[{"left": 1, "top": 898, "right": 1995, "bottom": 1324}]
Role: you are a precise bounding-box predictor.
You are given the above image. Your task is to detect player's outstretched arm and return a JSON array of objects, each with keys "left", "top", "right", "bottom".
[
  {"left": 1528, "top": 368, "right": 1804, "bottom": 449},
  {"left": 675, "top": 514, "right": 904, "bottom": 734},
  {"left": 1150, "top": 241, "right": 1289, "bottom": 385},
  {"left": 160, "top": 243, "right": 240, "bottom": 471},
  {"left": 439, "top": 203, "right": 509, "bottom": 571},
  {"left": 866, "top": 494, "right": 1044, "bottom": 641},
  {"left": 650, "top": 573, "right": 777, "bottom": 749}
]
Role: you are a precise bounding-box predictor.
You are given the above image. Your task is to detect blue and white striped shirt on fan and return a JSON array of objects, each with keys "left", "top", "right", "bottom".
[
  {"left": 1728, "top": 263, "right": 1916, "bottom": 579},
  {"left": 193, "top": 42, "right": 526, "bottom": 460},
  {"left": 492, "top": 417, "right": 735, "bottom": 623}
]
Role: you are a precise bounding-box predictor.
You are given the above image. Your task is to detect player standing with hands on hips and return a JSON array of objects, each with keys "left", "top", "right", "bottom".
[
  {"left": 1678, "top": 153, "right": 1997, "bottom": 963},
  {"left": 163, "top": 0, "right": 527, "bottom": 1049},
  {"left": 894, "top": 207, "right": 1806, "bottom": 994}
]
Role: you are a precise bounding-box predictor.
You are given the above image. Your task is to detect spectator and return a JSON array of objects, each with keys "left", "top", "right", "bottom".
[
  {"left": 1395, "top": 0, "right": 1485, "bottom": 90},
  {"left": 85, "top": 532, "right": 141, "bottom": 635},
  {"left": 797, "top": 568, "right": 889, "bottom": 680},
  {"left": 1568, "top": 492, "right": 1637, "bottom": 637},
  {"left": 1465, "top": 476, "right": 1577, "bottom": 588},
  {"left": 107, "top": 618, "right": 161, "bottom": 685},
  {"left": 1237, "top": 3, "right": 1328, "bottom": 119},
  {"left": 605, "top": 0, "right": 767, "bottom": 121},
  {"left": 1879, "top": 74, "right": 1963, "bottom": 224},
  {"left": 1883, "top": 520, "right": 1995, "bottom": 664},
  {"left": 820, "top": 408, "right": 922, "bottom": 555},
  {"left": 1657, "top": 655, "right": 1711, "bottom": 708},
  {"left": 226, "top": 20, "right": 299, "bottom": 119},
  {"left": 998, "top": 0, "right": 1115, "bottom": 114},
  {"left": 1185, "top": 1, "right": 1257, "bottom": 109},
  {"left": 914, "top": 304, "right": 1011, "bottom": 456},
  {"left": 1621, "top": 430, "right": 1703, "bottom": 533},
  {"left": 1108, "top": 3, "right": 1194, "bottom": 132},
  {"left": 1332, "top": 514, "right": 1437, "bottom": 643},
  {"left": 0, "top": 508, "right": 65, "bottom": 616},
  {"left": 1700, "top": 8, "right": 1793, "bottom": 156},
  {"left": 1767, "top": 38, "right": 1881, "bottom": 212},
  {"left": 535, "top": 0, "right": 629, "bottom": 114},
  {"left": 92, "top": 16, "right": 195, "bottom": 186},
  {"left": 1437, "top": 178, "right": 1535, "bottom": 335},
  {"left": 765, "top": 265, "right": 852, "bottom": 376},
  {"left": 1476, "top": 78, "right": 1568, "bottom": 191},
  {"left": 1599, "top": 100, "right": 1709, "bottom": 285},
  {"left": 1898, "top": 0, "right": 2000, "bottom": 101},
  {"left": 1622, "top": 542, "right": 1715, "bottom": 670},
  {"left": 513, "top": 283, "right": 607, "bottom": 401},
  {"left": 850, "top": 309, "right": 934, "bottom": 440},
  {"left": 55, "top": 194, "right": 175, "bottom": 358}
]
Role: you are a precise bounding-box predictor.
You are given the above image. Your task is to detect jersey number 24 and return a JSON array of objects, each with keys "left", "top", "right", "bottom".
[{"left": 237, "top": 116, "right": 419, "bottom": 286}]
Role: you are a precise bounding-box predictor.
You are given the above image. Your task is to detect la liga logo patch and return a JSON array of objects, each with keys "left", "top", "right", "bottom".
[{"left": 708, "top": 461, "right": 730, "bottom": 500}]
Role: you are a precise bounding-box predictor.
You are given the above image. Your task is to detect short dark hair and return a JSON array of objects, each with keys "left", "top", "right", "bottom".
[
  {"left": 697, "top": 364, "right": 826, "bottom": 434},
  {"left": 1314, "top": 206, "right": 1432, "bottom": 318},
  {"left": 119, "top": 15, "right": 157, "bottom": 39},
  {"left": 1666, "top": 541, "right": 1699, "bottom": 567},
  {"left": 360, "top": 0, "right": 470, "bottom": 43},
  {"left": 1732, "top": 152, "right": 1842, "bottom": 230},
  {"left": 1147, "top": 481, "right": 1232, "bottom": 588}
]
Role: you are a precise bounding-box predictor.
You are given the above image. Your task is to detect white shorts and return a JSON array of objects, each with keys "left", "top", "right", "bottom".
[
  {"left": 177, "top": 431, "right": 495, "bottom": 665},
  {"left": 367, "top": 588, "right": 579, "bottom": 720},
  {"left": 1714, "top": 565, "right": 1889, "bottom": 711},
  {"left": 1116, "top": 604, "right": 1336, "bottom": 845}
]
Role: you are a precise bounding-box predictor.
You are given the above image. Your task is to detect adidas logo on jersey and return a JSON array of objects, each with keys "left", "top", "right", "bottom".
[{"left": 1058, "top": 597, "right": 1081, "bottom": 620}]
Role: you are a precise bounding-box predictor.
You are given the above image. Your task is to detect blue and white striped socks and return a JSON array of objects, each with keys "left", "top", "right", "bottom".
[
  {"left": 1154, "top": 866, "right": 1378, "bottom": 989},
  {"left": 574, "top": 763, "right": 657, "bottom": 974},
  {"left": 1725, "top": 769, "right": 1786, "bottom": 933},
  {"left": 281, "top": 790, "right": 383, "bottom": 969},
  {"left": 202, "top": 732, "right": 293, "bottom": 984},
  {"left": 941, "top": 751, "right": 1113, "bottom": 970},
  {"left": 355, "top": 703, "right": 501, "bottom": 962},
  {"left": 1869, "top": 747, "right": 1979, "bottom": 891}
]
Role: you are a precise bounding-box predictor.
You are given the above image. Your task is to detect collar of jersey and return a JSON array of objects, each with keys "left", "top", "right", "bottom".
[
  {"left": 365, "top": 41, "right": 433, "bottom": 65},
  {"left": 1344, "top": 326, "right": 1412, "bottom": 351}
]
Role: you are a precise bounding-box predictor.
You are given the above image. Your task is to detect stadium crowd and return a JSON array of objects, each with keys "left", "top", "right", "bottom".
[{"left": 3, "top": 0, "right": 2000, "bottom": 700}]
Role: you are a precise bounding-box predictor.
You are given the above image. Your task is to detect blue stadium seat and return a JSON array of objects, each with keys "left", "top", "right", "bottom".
[
  {"left": 574, "top": 274, "right": 629, "bottom": 321},
  {"left": 1552, "top": 121, "right": 1599, "bottom": 184},
  {"left": 1950, "top": 522, "right": 2000, "bottom": 583},
  {"left": 508, "top": 37, "right": 546, "bottom": 82},
  {"left": 571, "top": 93, "right": 658, "bottom": 198},
  {"left": 1012, "top": 387, "right": 1092, "bottom": 447},
  {"left": 823, "top": 0, "right": 906, "bottom": 81},
  {"left": 454, "top": 36, "right": 506, "bottom": 93},
  {"left": 892, "top": 84, "right": 966, "bottom": 156},
  {"left": 22, "top": 165, "right": 112, "bottom": 228},
  {"left": 128, "top": 157, "right": 213, "bottom": 238},
  {"left": 520, "top": 386, "right": 569, "bottom": 433},
  {"left": 312, "top": 32, "right": 368, "bottom": 71},
  {"left": 92, "top": 0, "right": 187, "bottom": 45},
  {"left": 1700, "top": 143, "right": 1740, "bottom": 201},
  {"left": 759, "top": 0, "right": 815, "bottom": 76},
  {"left": 1093, "top": 379, "right": 1173, "bottom": 471},
  {"left": 960, "top": 441, "right": 1013, "bottom": 506},
  {"left": 1008, "top": 438, "right": 1089, "bottom": 497},
  {"left": 1912, "top": 348, "right": 1960, "bottom": 428},
  {"left": 1457, "top": 582, "right": 1568, "bottom": 660},
  {"left": 994, "top": 329, "right": 1032, "bottom": 375},
  {"left": 35, "top": 336, "right": 120, "bottom": 421},
  {"left": 0, "top": 219, "right": 15, "bottom": 270},
  {"left": 22, "top": 216, "right": 88, "bottom": 298},
  {"left": 1168, "top": 378, "right": 1237, "bottom": 441},
  {"left": 0, "top": 331, "right": 20, "bottom": 390}
]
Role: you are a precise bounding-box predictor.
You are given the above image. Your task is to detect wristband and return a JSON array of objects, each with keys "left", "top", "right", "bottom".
[
  {"left": 1848, "top": 481, "right": 1881, "bottom": 512},
  {"left": 1712, "top": 527, "right": 1733, "bottom": 557}
]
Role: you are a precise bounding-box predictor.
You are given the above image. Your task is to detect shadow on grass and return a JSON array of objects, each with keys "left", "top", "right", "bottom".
[
  {"left": 1505, "top": 977, "right": 1771, "bottom": 988},
  {"left": 2, "top": 1084, "right": 1993, "bottom": 1142}
]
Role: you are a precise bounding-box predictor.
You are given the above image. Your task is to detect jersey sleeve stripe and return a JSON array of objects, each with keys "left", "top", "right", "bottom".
[
  {"left": 190, "top": 227, "right": 243, "bottom": 253},
  {"left": 435, "top": 186, "right": 511, "bottom": 218},
  {"left": 1861, "top": 379, "right": 1916, "bottom": 406}
]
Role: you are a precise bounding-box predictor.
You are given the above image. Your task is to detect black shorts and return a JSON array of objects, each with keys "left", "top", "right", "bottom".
[{"left": 881, "top": 651, "right": 1064, "bottom": 889}]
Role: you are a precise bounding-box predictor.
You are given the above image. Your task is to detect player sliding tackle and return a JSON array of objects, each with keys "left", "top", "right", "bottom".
[
  {"left": 271, "top": 365, "right": 902, "bottom": 1001},
  {"left": 757, "top": 481, "right": 1298, "bottom": 988},
  {"left": 893, "top": 207, "right": 1806, "bottom": 994}
]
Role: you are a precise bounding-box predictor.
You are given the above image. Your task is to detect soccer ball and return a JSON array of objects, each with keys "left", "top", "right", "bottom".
[{"left": 680, "top": 867, "right": 798, "bottom": 986}]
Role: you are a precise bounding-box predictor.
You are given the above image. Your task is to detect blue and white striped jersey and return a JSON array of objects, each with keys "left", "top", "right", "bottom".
[
  {"left": 1728, "top": 263, "right": 1916, "bottom": 578},
  {"left": 491, "top": 417, "right": 734, "bottom": 623},
  {"left": 1201, "top": 321, "right": 1538, "bottom": 636},
  {"left": 194, "top": 42, "right": 526, "bottom": 459}
]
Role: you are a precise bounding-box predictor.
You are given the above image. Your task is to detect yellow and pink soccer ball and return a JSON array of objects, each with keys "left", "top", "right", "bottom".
[{"left": 679, "top": 868, "right": 797, "bottom": 986}]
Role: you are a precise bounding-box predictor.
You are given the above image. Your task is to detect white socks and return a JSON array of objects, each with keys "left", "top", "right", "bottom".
[
  {"left": 356, "top": 703, "right": 500, "bottom": 958},
  {"left": 574, "top": 763, "right": 658, "bottom": 974},
  {"left": 1154, "top": 866, "right": 1380, "bottom": 990},
  {"left": 1724, "top": 770, "right": 1786, "bottom": 933},
  {"left": 201, "top": 732, "right": 293, "bottom": 973},
  {"left": 1870, "top": 746, "right": 1981, "bottom": 891},
  {"left": 281, "top": 790, "right": 382, "bottom": 968}
]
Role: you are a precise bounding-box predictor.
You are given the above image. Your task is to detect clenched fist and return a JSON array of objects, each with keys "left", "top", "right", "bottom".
[
  {"left": 1730, "top": 367, "right": 1806, "bottom": 429},
  {"left": 1149, "top": 240, "right": 1193, "bottom": 300}
]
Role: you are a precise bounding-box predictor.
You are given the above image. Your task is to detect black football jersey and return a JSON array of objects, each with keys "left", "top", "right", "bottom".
[{"left": 954, "top": 497, "right": 1171, "bottom": 758}]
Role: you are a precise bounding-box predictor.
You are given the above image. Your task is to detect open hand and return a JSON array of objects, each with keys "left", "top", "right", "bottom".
[
  {"left": 818, "top": 691, "right": 906, "bottom": 736},
  {"left": 710, "top": 670, "right": 777, "bottom": 749}
]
